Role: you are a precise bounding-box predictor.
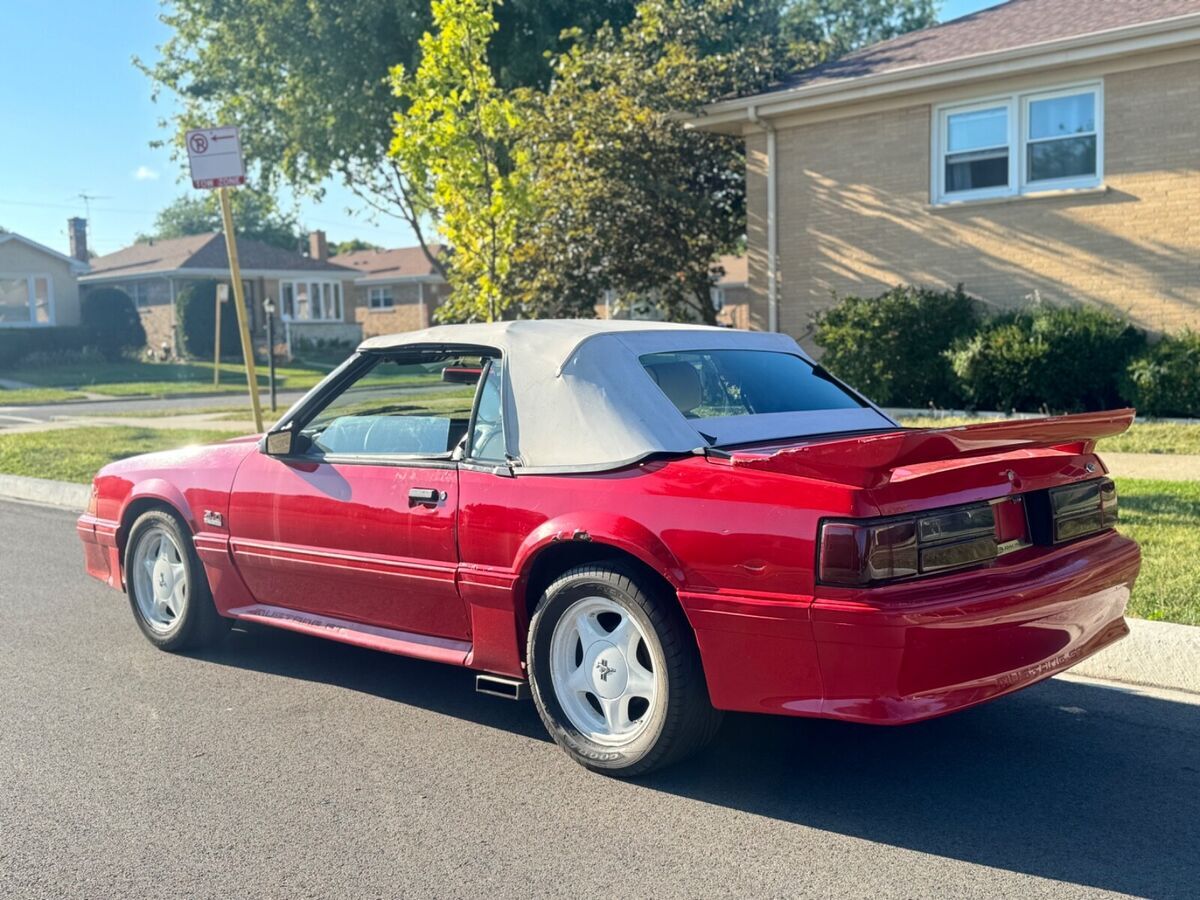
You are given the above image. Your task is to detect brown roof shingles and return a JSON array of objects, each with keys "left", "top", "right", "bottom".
[
  {"left": 335, "top": 244, "right": 445, "bottom": 282},
  {"left": 771, "top": 0, "right": 1200, "bottom": 93},
  {"left": 85, "top": 233, "right": 353, "bottom": 279}
]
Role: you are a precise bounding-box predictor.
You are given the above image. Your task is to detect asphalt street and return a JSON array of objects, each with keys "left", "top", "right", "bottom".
[{"left": 2, "top": 499, "right": 1198, "bottom": 899}]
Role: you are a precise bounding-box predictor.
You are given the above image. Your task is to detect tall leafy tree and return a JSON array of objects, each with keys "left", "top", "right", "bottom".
[
  {"left": 781, "top": 0, "right": 937, "bottom": 59},
  {"left": 139, "top": 0, "right": 636, "bottom": 274},
  {"left": 517, "top": 0, "right": 789, "bottom": 324},
  {"left": 391, "top": 0, "right": 535, "bottom": 322},
  {"left": 136, "top": 189, "right": 305, "bottom": 251}
]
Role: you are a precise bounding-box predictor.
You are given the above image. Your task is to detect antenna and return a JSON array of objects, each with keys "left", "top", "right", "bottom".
[{"left": 73, "top": 191, "right": 111, "bottom": 220}]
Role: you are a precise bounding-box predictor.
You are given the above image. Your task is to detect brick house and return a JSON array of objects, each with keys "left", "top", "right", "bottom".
[
  {"left": 689, "top": 0, "right": 1200, "bottom": 345},
  {"left": 80, "top": 230, "right": 359, "bottom": 355},
  {"left": 333, "top": 244, "right": 449, "bottom": 338}
]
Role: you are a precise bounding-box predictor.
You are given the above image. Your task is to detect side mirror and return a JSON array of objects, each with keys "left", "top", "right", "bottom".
[{"left": 263, "top": 428, "right": 294, "bottom": 457}]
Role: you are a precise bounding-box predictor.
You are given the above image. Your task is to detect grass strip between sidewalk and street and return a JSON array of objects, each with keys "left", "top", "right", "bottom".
[
  {"left": 0, "top": 386, "right": 88, "bottom": 405},
  {"left": 0, "top": 426, "right": 233, "bottom": 484},
  {"left": 1112, "top": 477, "right": 1200, "bottom": 626}
]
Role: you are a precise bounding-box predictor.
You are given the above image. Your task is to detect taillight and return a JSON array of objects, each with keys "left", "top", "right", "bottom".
[
  {"left": 86, "top": 484, "right": 99, "bottom": 516},
  {"left": 1049, "top": 477, "right": 1118, "bottom": 542},
  {"left": 818, "top": 502, "right": 997, "bottom": 587}
]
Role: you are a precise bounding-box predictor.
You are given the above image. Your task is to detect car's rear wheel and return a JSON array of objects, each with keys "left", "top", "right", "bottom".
[
  {"left": 527, "top": 563, "right": 722, "bottom": 777},
  {"left": 124, "top": 509, "right": 227, "bottom": 652}
]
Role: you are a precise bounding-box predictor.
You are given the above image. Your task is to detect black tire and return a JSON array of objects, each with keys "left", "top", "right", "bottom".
[
  {"left": 526, "top": 562, "right": 723, "bottom": 777},
  {"left": 123, "top": 509, "right": 228, "bottom": 652}
]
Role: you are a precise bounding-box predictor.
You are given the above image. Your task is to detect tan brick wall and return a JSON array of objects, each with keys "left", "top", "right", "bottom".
[
  {"left": 746, "top": 58, "right": 1200, "bottom": 345},
  {"left": 355, "top": 281, "right": 440, "bottom": 337}
]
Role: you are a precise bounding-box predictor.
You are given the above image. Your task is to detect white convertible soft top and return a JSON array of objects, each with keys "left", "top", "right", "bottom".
[{"left": 358, "top": 320, "right": 893, "bottom": 472}]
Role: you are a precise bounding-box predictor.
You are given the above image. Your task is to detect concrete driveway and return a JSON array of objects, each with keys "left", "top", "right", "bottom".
[{"left": 2, "top": 500, "right": 1198, "bottom": 898}]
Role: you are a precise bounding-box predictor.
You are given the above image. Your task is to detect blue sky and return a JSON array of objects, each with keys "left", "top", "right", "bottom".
[{"left": 0, "top": 0, "right": 1003, "bottom": 258}]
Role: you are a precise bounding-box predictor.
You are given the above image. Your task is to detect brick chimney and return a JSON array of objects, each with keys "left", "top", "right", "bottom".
[
  {"left": 308, "top": 230, "right": 328, "bottom": 261},
  {"left": 68, "top": 217, "right": 89, "bottom": 262}
]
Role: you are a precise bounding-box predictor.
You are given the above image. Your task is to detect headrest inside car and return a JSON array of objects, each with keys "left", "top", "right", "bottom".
[{"left": 646, "top": 361, "right": 702, "bottom": 415}]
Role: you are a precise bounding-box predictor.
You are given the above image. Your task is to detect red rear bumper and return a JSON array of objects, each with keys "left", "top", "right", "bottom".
[{"left": 683, "top": 530, "right": 1140, "bottom": 723}]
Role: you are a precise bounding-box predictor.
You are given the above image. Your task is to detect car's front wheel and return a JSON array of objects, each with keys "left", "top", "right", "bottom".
[
  {"left": 527, "top": 563, "right": 722, "bottom": 777},
  {"left": 124, "top": 509, "right": 227, "bottom": 652}
]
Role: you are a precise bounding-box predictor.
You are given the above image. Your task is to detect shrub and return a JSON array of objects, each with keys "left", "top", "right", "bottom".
[
  {"left": 948, "top": 304, "right": 1145, "bottom": 413},
  {"left": 1123, "top": 331, "right": 1200, "bottom": 418},
  {"left": 175, "top": 280, "right": 243, "bottom": 361},
  {"left": 813, "top": 284, "right": 980, "bottom": 407},
  {"left": 80, "top": 287, "right": 146, "bottom": 360},
  {"left": 0, "top": 326, "right": 89, "bottom": 369}
]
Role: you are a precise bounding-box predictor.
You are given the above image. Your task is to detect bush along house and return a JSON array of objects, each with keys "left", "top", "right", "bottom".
[
  {"left": 79, "top": 228, "right": 359, "bottom": 358},
  {"left": 687, "top": 0, "right": 1200, "bottom": 345}
]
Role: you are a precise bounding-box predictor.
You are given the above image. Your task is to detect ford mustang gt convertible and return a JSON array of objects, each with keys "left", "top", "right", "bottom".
[{"left": 78, "top": 321, "right": 1140, "bottom": 776}]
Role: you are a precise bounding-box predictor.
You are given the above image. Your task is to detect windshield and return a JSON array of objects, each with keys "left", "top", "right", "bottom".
[{"left": 639, "top": 350, "right": 865, "bottom": 420}]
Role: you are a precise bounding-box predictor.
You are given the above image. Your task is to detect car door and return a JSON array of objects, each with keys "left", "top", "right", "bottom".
[{"left": 226, "top": 352, "right": 483, "bottom": 640}]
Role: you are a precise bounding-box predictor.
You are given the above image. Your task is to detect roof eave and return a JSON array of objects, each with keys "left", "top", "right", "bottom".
[{"left": 687, "top": 12, "right": 1200, "bottom": 132}]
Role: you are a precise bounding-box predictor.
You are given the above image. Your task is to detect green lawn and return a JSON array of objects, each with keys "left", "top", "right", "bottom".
[
  {"left": 0, "top": 386, "right": 88, "bottom": 405},
  {"left": 0, "top": 358, "right": 443, "bottom": 403},
  {"left": 0, "top": 426, "right": 233, "bottom": 484},
  {"left": 1115, "top": 478, "right": 1200, "bottom": 625},
  {"left": 899, "top": 416, "right": 1200, "bottom": 456}
]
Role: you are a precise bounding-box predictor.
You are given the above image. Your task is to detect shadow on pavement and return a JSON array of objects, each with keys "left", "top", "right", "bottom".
[{"left": 200, "top": 625, "right": 1199, "bottom": 898}]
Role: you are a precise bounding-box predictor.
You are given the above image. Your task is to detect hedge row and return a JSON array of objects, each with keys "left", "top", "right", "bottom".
[
  {"left": 813, "top": 285, "right": 1199, "bottom": 418},
  {"left": 0, "top": 288, "right": 145, "bottom": 368}
]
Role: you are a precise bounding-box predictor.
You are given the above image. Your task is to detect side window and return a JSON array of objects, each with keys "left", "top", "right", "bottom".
[
  {"left": 468, "top": 360, "right": 507, "bottom": 463},
  {"left": 299, "top": 356, "right": 482, "bottom": 458}
]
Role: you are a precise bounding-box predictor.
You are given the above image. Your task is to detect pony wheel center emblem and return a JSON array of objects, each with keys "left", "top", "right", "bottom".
[{"left": 595, "top": 658, "right": 616, "bottom": 682}]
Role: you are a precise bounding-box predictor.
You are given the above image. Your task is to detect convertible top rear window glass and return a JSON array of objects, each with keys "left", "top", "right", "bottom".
[{"left": 639, "top": 350, "right": 865, "bottom": 420}]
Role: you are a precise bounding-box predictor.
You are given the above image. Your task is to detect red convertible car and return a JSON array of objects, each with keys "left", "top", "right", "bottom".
[{"left": 79, "top": 321, "right": 1140, "bottom": 776}]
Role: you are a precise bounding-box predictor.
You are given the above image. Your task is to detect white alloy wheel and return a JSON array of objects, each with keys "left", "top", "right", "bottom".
[
  {"left": 131, "top": 524, "right": 189, "bottom": 633},
  {"left": 548, "top": 595, "right": 661, "bottom": 746}
]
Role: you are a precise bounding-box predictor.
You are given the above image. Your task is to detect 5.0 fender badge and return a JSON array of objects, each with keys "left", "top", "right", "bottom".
[{"left": 202, "top": 510, "right": 224, "bottom": 528}]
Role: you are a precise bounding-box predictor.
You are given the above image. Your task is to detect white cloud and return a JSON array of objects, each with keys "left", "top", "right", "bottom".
[{"left": 132, "top": 165, "right": 159, "bottom": 181}]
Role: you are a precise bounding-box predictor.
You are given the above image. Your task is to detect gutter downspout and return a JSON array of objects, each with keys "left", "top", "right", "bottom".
[{"left": 747, "top": 105, "right": 778, "bottom": 333}]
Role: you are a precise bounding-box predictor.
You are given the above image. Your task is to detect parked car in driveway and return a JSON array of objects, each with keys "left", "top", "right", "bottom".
[{"left": 78, "top": 320, "right": 1140, "bottom": 776}]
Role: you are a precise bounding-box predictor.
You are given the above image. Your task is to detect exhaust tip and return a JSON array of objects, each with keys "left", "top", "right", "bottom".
[{"left": 476, "top": 673, "right": 529, "bottom": 701}]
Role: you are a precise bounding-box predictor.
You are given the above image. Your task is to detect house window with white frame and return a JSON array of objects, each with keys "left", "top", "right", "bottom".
[
  {"left": 934, "top": 82, "right": 1102, "bottom": 204},
  {"left": 0, "top": 274, "right": 53, "bottom": 326},
  {"left": 280, "top": 280, "right": 343, "bottom": 322},
  {"left": 368, "top": 286, "right": 394, "bottom": 310}
]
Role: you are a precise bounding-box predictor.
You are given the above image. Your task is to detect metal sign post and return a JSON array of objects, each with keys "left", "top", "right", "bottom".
[
  {"left": 263, "top": 296, "right": 278, "bottom": 412},
  {"left": 213, "top": 283, "right": 228, "bottom": 387},
  {"left": 186, "top": 125, "right": 262, "bottom": 431}
]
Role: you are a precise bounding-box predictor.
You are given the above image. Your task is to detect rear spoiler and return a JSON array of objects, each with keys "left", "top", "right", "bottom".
[{"left": 729, "top": 409, "right": 1135, "bottom": 488}]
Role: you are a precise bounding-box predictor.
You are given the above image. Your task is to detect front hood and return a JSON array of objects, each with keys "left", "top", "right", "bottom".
[
  {"left": 99, "top": 433, "right": 261, "bottom": 478},
  {"left": 728, "top": 410, "right": 1134, "bottom": 489}
]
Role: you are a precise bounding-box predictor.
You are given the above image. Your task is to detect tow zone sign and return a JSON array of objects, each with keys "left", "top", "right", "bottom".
[{"left": 185, "top": 126, "right": 246, "bottom": 189}]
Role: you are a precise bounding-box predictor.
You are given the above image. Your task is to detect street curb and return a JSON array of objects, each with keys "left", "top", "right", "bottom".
[
  {"left": 0, "top": 474, "right": 89, "bottom": 511},
  {"left": 1072, "top": 618, "right": 1199, "bottom": 694},
  {"left": 0, "top": 478, "right": 1195, "bottom": 695}
]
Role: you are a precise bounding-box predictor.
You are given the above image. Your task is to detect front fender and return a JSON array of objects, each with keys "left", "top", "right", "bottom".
[{"left": 121, "top": 478, "right": 197, "bottom": 535}]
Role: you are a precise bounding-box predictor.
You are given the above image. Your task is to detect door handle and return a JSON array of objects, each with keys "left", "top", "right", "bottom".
[{"left": 408, "top": 487, "right": 442, "bottom": 507}]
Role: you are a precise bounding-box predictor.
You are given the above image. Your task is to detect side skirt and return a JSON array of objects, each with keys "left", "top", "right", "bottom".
[{"left": 226, "top": 604, "right": 471, "bottom": 667}]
